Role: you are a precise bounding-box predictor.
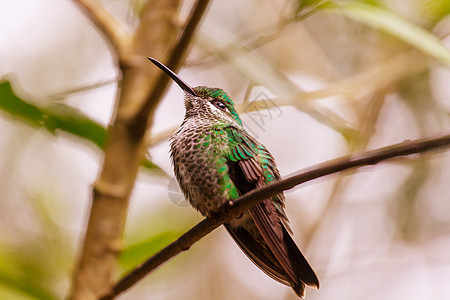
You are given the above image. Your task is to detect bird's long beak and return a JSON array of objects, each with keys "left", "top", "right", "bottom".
[{"left": 147, "top": 57, "right": 197, "bottom": 96}]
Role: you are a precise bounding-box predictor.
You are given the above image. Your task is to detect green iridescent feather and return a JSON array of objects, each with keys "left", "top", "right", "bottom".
[
  {"left": 192, "top": 86, "right": 289, "bottom": 221},
  {"left": 223, "top": 126, "right": 289, "bottom": 223}
]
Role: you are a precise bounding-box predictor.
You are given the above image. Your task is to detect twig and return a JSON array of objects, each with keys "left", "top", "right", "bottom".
[
  {"left": 44, "top": 78, "right": 118, "bottom": 99},
  {"left": 303, "top": 89, "right": 388, "bottom": 249},
  {"left": 138, "top": 0, "right": 211, "bottom": 116},
  {"left": 71, "top": 0, "right": 130, "bottom": 54},
  {"left": 101, "top": 134, "right": 450, "bottom": 299}
]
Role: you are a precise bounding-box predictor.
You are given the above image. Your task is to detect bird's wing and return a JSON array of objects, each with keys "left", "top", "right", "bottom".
[
  {"left": 224, "top": 127, "right": 319, "bottom": 293},
  {"left": 225, "top": 127, "right": 290, "bottom": 228}
]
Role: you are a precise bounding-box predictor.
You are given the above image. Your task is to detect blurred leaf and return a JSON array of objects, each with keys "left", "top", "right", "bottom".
[
  {"left": 119, "top": 230, "right": 185, "bottom": 270},
  {"left": 0, "top": 250, "right": 59, "bottom": 300},
  {"left": 0, "top": 287, "right": 35, "bottom": 300},
  {"left": 327, "top": 2, "right": 450, "bottom": 65},
  {"left": 0, "top": 79, "right": 167, "bottom": 175},
  {"left": 392, "top": 158, "right": 429, "bottom": 241},
  {"left": 0, "top": 271, "right": 58, "bottom": 300},
  {"left": 359, "top": 0, "right": 384, "bottom": 6},
  {"left": 394, "top": 71, "right": 434, "bottom": 241},
  {"left": 0, "top": 80, "right": 105, "bottom": 147},
  {"left": 295, "top": 0, "right": 334, "bottom": 20},
  {"left": 398, "top": 70, "right": 432, "bottom": 108},
  {"left": 419, "top": 0, "right": 450, "bottom": 24},
  {"left": 297, "top": 0, "right": 323, "bottom": 8},
  {"left": 0, "top": 81, "right": 45, "bottom": 128},
  {"left": 0, "top": 181, "right": 75, "bottom": 300},
  {"left": 131, "top": 0, "right": 149, "bottom": 18},
  {"left": 397, "top": 70, "right": 447, "bottom": 131}
]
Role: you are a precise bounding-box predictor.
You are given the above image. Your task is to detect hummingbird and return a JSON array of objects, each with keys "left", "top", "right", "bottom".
[{"left": 148, "top": 57, "right": 319, "bottom": 298}]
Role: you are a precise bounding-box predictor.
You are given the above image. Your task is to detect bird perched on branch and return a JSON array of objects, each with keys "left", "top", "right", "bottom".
[{"left": 148, "top": 57, "right": 319, "bottom": 298}]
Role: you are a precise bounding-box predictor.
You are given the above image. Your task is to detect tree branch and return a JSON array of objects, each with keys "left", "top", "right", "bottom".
[
  {"left": 71, "top": 0, "right": 131, "bottom": 54},
  {"left": 68, "top": 1, "right": 182, "bottom": 299},
  {"left": 68, "top": 1, "right": 211, "bottom": 299},
  {"left": 138, "top": 0, "right": 211, "bottom": 118},
  {"left": 101, "top": 134, "right": 450, "bottom": 299}
]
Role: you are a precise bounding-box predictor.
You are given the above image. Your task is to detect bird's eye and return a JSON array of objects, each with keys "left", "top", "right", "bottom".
[{"left": 212, "top": 100, "right": 227, "bottom": 111}]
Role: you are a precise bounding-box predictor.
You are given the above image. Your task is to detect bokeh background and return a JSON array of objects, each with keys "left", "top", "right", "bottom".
[{"left": 1, "top": 0, "right": 450, "bottom": 299}]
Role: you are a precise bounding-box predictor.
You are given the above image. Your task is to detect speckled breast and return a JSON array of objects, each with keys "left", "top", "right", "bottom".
[{"left": 170, "top": 119, "right": 232, "bottom": 217}]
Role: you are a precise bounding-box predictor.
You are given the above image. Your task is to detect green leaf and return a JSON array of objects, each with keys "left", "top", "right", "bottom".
[
  {"left": 119, "top": 231, "right": 184, "bottom": 270},
  {"left": 0, "top": 81, "right": 43, "bottom": 127},
  {"left": 297, "top": 0, "right": 325, "bottom": 9},
  {"left": 0, "top": 250, "right": 59, "bottom": 300},
  {"left": 327, "top": 2, "right": 450, "bottom": 65},
  {"left": 0, "top": 80, "right": 106, "bottom": 146},
  {"left": 0, "top": 79, "right": 166, "bottom": 174},
  {"left": 419, "top": 0, "right": 450, "bottom": 24},
  {"left": 295, "top": 0, "right": 334, "bottom": 21},
  {"left": 0, "top": 271, "right": 58, "bottom": 300}
]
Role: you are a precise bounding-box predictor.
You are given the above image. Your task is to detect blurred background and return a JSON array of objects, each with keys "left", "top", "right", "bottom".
[{"left": 0, "top": 0, "right": 450, "bottom": 299}]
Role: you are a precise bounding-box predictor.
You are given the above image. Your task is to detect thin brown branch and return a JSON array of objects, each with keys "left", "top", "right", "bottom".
[
  {"left": 101, "top": 134, "right": 450, "bottom": 299},
  {"left": 303, "top": 89, "right": 388, "bottom": 249},
  {"left": 44, "top": 77, "right": 117, "bottom": 99},
  {"left": 68, "top": 1, "right": 211, "bottom": 299},
  {"left": 138, "top": 0, "right": 211, "bottom": 117},
  {"left": 167, "top": 0, "right": 211, "bottom": 71},
  {"left": 71, "top": 0, "right": 131, "bottom": 54}
]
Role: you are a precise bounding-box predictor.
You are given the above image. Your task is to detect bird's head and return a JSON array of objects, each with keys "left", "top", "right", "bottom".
[{"left": 148, "top": 57, "right": 243, "bottom": 127}]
